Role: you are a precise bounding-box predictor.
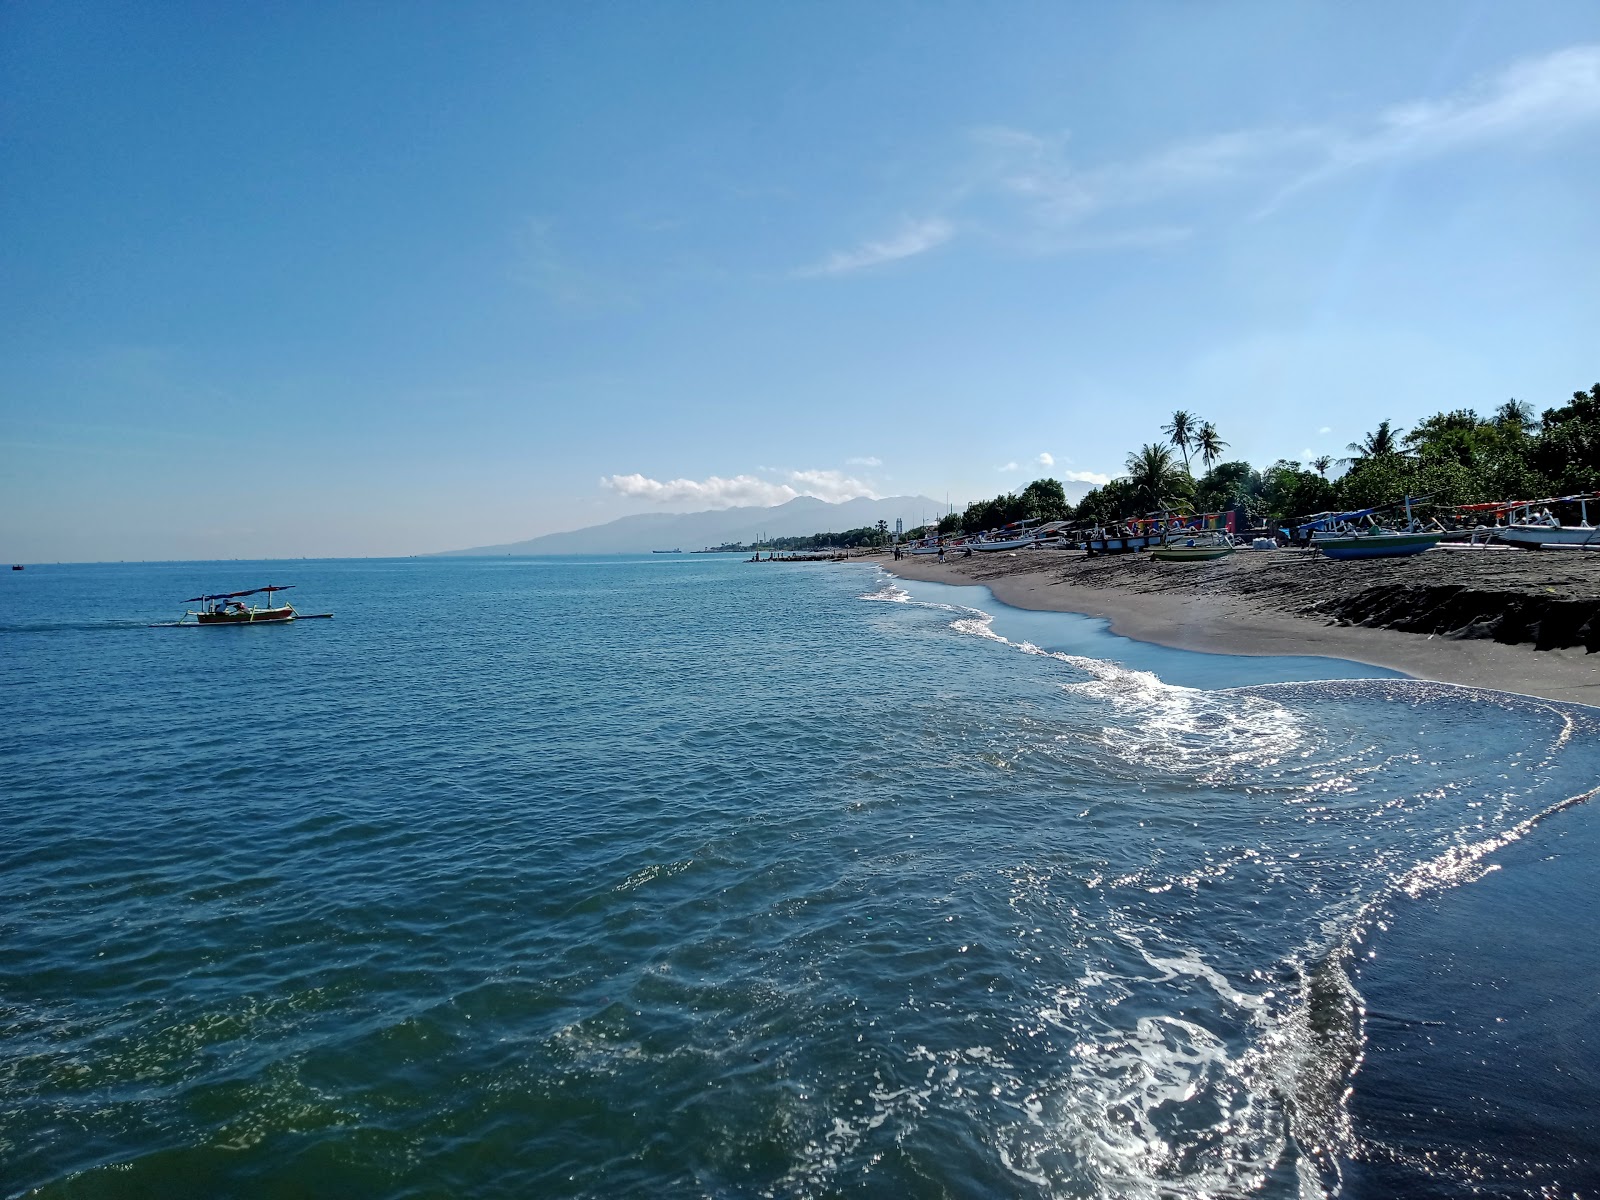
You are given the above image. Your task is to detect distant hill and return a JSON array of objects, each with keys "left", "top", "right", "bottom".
[{"left": 434, "top": 495, "right": 949, "bottom": 556}]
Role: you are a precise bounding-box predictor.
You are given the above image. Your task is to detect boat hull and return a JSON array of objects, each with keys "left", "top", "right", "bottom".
[
  {"left": 195, "top": 606, "right": 297, "bottom": 624},
  {"left": 1497, "top": 524, "right": 1600, "bottom": 548},
  {"left": 970, "top": 538, "right": 1034, "bottom": 551},
  {"left": 1086, "top": 535, "right": 1155, "bottom": 555},
  {"left": 1315, "top": 533, "right": 1440, "bottom": 559}
]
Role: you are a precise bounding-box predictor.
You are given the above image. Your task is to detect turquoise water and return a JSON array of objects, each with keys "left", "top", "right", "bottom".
[{"left": 3, "top": 556, "right": 1596, "bottom": 1197}]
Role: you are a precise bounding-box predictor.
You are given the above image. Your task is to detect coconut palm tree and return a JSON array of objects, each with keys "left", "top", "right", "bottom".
[
  {"left": 1193, "top": 422, "right": 1228, "bottom": 472},
  {"left": 1311, "top": 454, "right": 1332, "bottom": 477},
  {"left": 1340, "top": 420, "right": 1403, "bottom": 466},
  {"left": 1160, "top": 410, "right": 1196, "bottom": 471},
  {"left": 1124, "top": 443, "right": 1191, "bottom": 512}
]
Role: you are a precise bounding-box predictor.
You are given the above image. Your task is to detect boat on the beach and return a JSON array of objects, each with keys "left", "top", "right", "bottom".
[
  {"left": 1495, "top": 496, "right": 1599, "bottom": 549},
  {"left": 1313, "top": 529, "right": 1441, "bottom": 559},
  {"left": 1151, "top": 533, "right": 1236, "bottom": 561},
  {"left": 162, "top": 585, "right": 333, "bottom": 626},
  {"left": 1303, "top": 500, "right": 1443, "bottom": 559},
  {"left": 970, "top": 519, "right": 1041, "bottom": 551}
]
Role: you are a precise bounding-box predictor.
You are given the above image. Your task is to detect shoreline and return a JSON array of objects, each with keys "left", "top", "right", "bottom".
[{"left": 878, "top": 553, "right": 1600, "bottom": 707}]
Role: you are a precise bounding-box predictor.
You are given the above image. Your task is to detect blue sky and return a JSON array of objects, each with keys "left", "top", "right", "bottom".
[{"left": 4, "top": 2, "right": 1599, "bottom": 559}]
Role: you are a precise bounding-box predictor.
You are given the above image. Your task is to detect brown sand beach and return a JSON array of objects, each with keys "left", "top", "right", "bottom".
[{"left": 879, "top": 547, "right": 1600, "bottom": 707}]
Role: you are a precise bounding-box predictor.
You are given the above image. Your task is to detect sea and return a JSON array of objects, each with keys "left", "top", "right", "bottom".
[{"left": 3, "top": 555, "right": 1597, "bottom": 1198}]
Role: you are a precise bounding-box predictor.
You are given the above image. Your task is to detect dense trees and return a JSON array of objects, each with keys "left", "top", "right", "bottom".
[
  {"left": 1069, "top": 382, "right": 1600, "bottom": 530},
  {"left": 786, "top": 383, "right": 1600, "bottom": 547},
  {"left": 941, "top": 478, "right": 1071, "bottom": 536}
]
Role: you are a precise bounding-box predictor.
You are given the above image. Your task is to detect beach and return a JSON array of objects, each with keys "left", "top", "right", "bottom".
[{"left": 882, "top": 547, "right": 1600, "bottom": 706}]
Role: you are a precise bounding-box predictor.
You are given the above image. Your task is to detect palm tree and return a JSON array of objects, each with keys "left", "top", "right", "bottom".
[
  {"left": 1493, "top": 400, "right": 1534, "bottom": 435},
  {"left": 1193, "top": 422, "right": 1228, "bottom": 472},
  {"left": 1311, "top": 454, "right": 1332, "bottom": 477},
  {"left": 1124, "top": 443, "right": 1191, "bottom": 512},
  {"left": 1161, "top": 410, "right": 1196, "bottom": 471},
  {"left": 1340, "top": 420, "right": 1403, "bottom": 466}
]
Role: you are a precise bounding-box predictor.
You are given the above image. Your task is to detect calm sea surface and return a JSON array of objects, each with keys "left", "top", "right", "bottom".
[{"left": 3, "top": 556, "right": 1597, "bottom": 1198}]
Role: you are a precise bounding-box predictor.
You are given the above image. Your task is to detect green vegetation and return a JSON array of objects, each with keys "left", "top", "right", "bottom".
[
  {"left": 749, "top": 383, "right": 1600, "bottom": 549},
  {"left": 1070, "top": 384, "right": 1600, "bottom": 529},
  {"left": 720, "top": 524, "right": 894, "bottom": 552}
]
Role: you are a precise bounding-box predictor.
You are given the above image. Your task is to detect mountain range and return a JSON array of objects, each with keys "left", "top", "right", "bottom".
[{"left": 434, "top": 494, "right": 949, "bottom": 556}]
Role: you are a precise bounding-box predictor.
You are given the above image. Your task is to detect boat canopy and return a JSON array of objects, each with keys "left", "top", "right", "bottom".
[
  {"left": 184, "top": 585, "right": 296, "bottom": 603},
  {"left": 1293, "top": 507, "right": 1378, "bottom": 532}
]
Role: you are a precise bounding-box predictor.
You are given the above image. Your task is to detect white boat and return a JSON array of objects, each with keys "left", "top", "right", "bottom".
[
  {"left": 970, "top": 519, "right": 1040, "bottom": 551},
  {"left": 970, "top": 536, "right": 1034, "bottom": 551},
  {"left": 1496, "top": 496, "right": 1599, "bottom": 549}
]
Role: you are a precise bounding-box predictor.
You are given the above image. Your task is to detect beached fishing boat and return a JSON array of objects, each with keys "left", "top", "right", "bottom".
[
  {"left": 1313, "top": 530, "right": 1441, "bottom": 559},
  {"left": 970, "top": 519, "right": 1040, "bottom": 551},
  {"left": 1303, "top": 499, "right": 1442, "bottom": 559},
  {"left": 162, "top": 585, "right": 333, "bottom": 626},
  {"left": 1496, "top": 496, "right": 1599, "bottom": 549},
  {"left": 1151, "top": 534, "right": 1235, "bottom": 561}
]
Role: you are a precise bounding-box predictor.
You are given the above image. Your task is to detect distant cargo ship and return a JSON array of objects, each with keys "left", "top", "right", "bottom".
[{"left": 651, "top": 548, "right": 681, "bottom": 554}]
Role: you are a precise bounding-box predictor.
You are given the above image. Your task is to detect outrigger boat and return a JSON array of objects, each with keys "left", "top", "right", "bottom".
[
  {"left": 1308, "top": 498, "right": 1441, "bottom": 559},
  {"left": 1494, "top": 495, "right": 1599, "bottom": 549},
  {"left": 1151, "top": 533, "right": 1235, "bottom": 562},
  {"left": 160, "top": 585, "right": 333, "bottom": 626},
  {"left": 970, "top": 519, "right": 1041, "bottom": 551}
]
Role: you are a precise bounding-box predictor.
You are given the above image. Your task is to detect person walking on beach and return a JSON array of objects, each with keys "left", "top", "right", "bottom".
[{"left": 937, "top": 538, "right": 946, "bottom": 563}]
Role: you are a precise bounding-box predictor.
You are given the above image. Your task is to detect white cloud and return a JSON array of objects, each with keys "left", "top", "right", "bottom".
[
  {"left": 820, "top": 44, "right": 1600, "bottom": 263},
  {"left": 601, "top": 473, "right": 795, "bottom": 508},
  {"left": 1035, "top": 452, "right": 1054, "bottom": 467},
  {"left": 798, "top": 217, "right": 954, "bottom": 277},
  {"left": 785, "top": 468, "right": 881, "bottom": 502},
  {"left": 1267, "top": 43, "right": 1600, "bottom": 207},
  {"left": 997, "top": 461, "right": 1021, "bottom": 472},
  {"left": 601, "top": 468, "right": 878, "bottom": 509},
  {"left": 1318, "top": 426, "right": 1332, "bottom": 435},
  {"left": 846, "top": 455, "right": 883, "bottom": 467},
  {"left": 1063, "top": 469, "right": 1113, "bottom": 486}
]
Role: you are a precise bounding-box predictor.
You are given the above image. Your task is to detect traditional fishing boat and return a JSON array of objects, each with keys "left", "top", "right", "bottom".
[
  {"left": 163, "top": 585, "right": 333, "bottom": 626},
  {"left": 970, "top": 519, "right": 1040, "bottom": 551},
  {"left": 1313, "top": 529, "right": 1440, "bottom": 559},
  {"left": 1495, "top": 496, "right": 1599, "bottom": 549},
  {"left": 1151, "top": 533, "right": 1235, "bottom": 561},
  {"left": 1300, "top": 499, "right": 1442, "bottom": 559}
]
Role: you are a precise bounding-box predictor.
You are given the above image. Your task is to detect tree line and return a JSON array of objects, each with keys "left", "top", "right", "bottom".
[{"left": 918, "top": 383, "right": 1600, "bottom": 535}]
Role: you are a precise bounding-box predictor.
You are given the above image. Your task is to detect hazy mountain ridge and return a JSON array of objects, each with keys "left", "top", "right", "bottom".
[{"left": 434, "top": 495, "right": 948, "bottom": 555}]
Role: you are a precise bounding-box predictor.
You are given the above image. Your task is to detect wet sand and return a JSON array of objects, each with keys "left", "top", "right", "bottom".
[{"left": 878, "top": 548, "right": 1600, "bottom": 707}]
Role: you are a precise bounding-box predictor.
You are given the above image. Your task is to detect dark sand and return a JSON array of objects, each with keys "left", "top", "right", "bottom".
[{"left": 878, "top": 547, "right": 1600, "bottom": 707}]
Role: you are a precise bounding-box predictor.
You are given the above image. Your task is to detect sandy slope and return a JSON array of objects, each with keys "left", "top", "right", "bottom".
[{"left": 876, "top": 547, "right": 1600, "bottom": 707}]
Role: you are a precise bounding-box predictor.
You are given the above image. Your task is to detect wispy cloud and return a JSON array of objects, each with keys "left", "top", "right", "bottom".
[
  {"left": 846, "top": 455, "right": 883, "bottom": 467},
  {"left": 1063, "top": 469, "right": 1112, "bottom": 486},
  {"left": 797, "top": 218, "right": 953, "bottom": 277},
  {"left": 808, "top": 44, "right": 1600, "bottom": 266},
  {"left": 512, "top": 217, "right": 630, "bottom": 310},
  {"left": 601, "top": 468, "right": 879, "bottom": 509},
  {"left": 996, "top": 461, "right": 1020, "bottom": 472}
]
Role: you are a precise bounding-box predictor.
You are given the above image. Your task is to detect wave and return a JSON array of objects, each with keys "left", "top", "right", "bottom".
[{"left": 861, "top": 571, "right": 1600, "bottom": 1196}]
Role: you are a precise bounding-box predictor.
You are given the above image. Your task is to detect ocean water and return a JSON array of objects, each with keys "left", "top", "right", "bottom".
[{"left": 2, "top": 555, "right": 1596, "bottom": 1198}]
